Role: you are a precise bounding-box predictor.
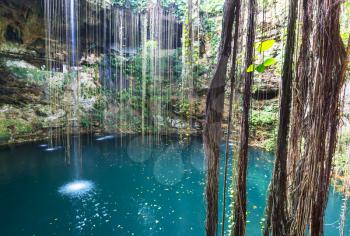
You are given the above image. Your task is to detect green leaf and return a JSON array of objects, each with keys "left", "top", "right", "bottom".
[
  {"left": 263, "top": 58, "right": 277, "bottom": 67},
  {"left": 341, "top": 33, "right": 349, "bottom": 42},
  {"left": 247, "top": 64, "right": 255, "bottom": 72},
  {"left": 256, "top": 39, "right": 275, "bottom": 53},
  {"left": 256, "top": 64, "right": 265, "bottom": 73}
]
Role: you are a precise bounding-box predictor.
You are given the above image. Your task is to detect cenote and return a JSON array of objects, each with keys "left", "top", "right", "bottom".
[
  {"left": 0, "top": 0, "right": 350, "bottom": 234},
  {"left": 0, "top": 135, "right": 349, "bottom": 235}
]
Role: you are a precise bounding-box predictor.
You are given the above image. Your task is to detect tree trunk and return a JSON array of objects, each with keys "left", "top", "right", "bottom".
[
  {"left": 203, "top": 0, "right": 236, "bottom": 234},
  {"left": 264, "top": 0, "right": 298, "bottom": 234},
  {"left": 232, "top": 0, "right": 255, "bottom": 235}
]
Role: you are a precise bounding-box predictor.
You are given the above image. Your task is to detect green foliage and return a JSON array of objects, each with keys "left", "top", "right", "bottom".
[
  {"left": 0, "top": 119, "right": 33, "bottom": 139},
  {"left": 247, "top": 64, "right": 255, "bottom": 72},
  {"left": 247, "top": 60, "right": 275, "bottom": 73},
  {"left": 80, "top": 116, "right": 92, "bottom": 128},
  {"left": 6, "top": 66, "right": 46, "bottom": 85},
  {"left": 112, "top": 0, "right": 188, "bottom": 18},
  {"left": 250, "top": 104, "right": 278, "bottom": 151},
  {"left": 256, "top": 64, "right": 265, "bottom": 73},
  {"left": 247, "top": 40, "right": 277, "bottom": 73},
  {"left": 338, "top": 129, "right": 350, "bottom": 145},
  {"left": 251, "top": 109, "right": 277, "bottom": 128},
  {"left": 180, "top": 101, "right": 190, "bottom": 118},
  {"left": 256, "top": 39, "right": 275, "bottom": 53},
  {"left": 340, "top": 2, "right": 350, "bottom": 73},
  {"left": 341, "top": 33, "right": 349, "bottom": 43},
  {"left": 92, "top": 98, "right": 107, "bottom": 122},
  {"left": 92, "top": 40, "right": 187, "bottom": 133},
  {"left": 262, "top": 134, "right": 277, "bottom": 152},
  {"left": 200, "top": 0, "right": 224, "bottom": 16},
  {"left": 112, "top": 0, "right": 149, "bottom": 12},
  {"left": 160, "top": 0, "right": 187, "bottom": 19},
  {"left": 334, "top": 129, "right": 350, "bottom": 178},
  {"left": 334, "top": 153, "right": 348, "bottom": 176},
  {"left": 263, "top": 58, "right": 277, "bottom": 67}
]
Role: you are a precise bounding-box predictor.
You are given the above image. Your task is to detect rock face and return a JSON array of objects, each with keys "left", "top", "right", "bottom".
[
  {"left": 0, "top": 54, "right": 104, "bottom": 145},
  {"left": 0, "top": 0, "right": 49, "bottom": 146},
  {"left": 0, "top": 64, "right": 45, "bottom": 106},
  {"left": 0, "top": 1, "right": 99, "bottom": 145},
  {"left": 252, "top": 76, "right": 279, "bottom": 100},
  {"left": 0, "top": 59, "right": 46, "bottom": 144},
  {"left": 0, "top": 0, "right": 45, "bottom": 57}
]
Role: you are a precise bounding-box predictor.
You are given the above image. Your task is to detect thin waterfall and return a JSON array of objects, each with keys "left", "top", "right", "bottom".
[
  {"left": 141, "top": 13, "right": 148, "bottom": 137},
  {"left": 69, "top": 0, "right": 81, "bottom": 178},
  {"left": 69, "top": 0, "right": 77, "bottom": 66},
  {"left": 44, "top": 0, "right": 185, "bottom": 152}
]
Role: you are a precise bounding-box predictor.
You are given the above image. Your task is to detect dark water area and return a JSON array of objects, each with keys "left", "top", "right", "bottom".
[{"left": 0, "top": 135, "right": 349, "bottom": 235}]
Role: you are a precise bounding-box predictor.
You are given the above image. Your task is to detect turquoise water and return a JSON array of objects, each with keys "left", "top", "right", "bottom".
[{"left": 0, "top": 135, "right": 348, "bottom": 235}]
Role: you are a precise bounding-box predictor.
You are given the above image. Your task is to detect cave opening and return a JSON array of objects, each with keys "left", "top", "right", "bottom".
[{"left": 5, "top": 25, "right": 23, "bottom": 44}]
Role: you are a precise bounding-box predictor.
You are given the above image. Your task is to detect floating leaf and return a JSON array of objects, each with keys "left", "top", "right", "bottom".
[
  {"left": 247, "top": 64, "right": 255, "bottom": 72},
  {"left": 263, "top": 58, "right": 277, "bottom": 67},
  {"left": 256, "top": 64, "right": 265, "bottom": 73},
  {"left": 256, "top": 39, "right": 275, "bottom": 52}
]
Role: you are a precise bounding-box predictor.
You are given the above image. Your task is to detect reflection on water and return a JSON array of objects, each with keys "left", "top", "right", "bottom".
[
  {"left": 0, "top": 135, "right": 348, "bottom": 236},
  {"left": 96, "top": 135, "right": 115, "bottom": 141},
  {"left": 154, "top": 144, "right": 185, "bottom": 186},
  {"left": 127, "top": 135, "right": 155, "bottom": 163},
  {"left": 45, "top": 146, "right": 63, "bottom": 152}
]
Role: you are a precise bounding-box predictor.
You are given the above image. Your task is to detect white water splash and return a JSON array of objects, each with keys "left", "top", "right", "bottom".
[{"left": 59, "top": 180, "right": 95, "bottom": 198}]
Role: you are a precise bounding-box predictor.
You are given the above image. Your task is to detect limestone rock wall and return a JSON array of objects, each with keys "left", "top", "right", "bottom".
[{"left": 0, "top": 0, "right": 45, "bottom": 55}]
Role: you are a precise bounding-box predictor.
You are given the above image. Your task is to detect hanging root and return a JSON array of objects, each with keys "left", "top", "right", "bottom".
[
  {"left": 288, "top": 0, "right": 347, "bottom": 235},
  {"left": 221, "top": 0, "right": 241, "bottom": 234},
  {"left": 264, "top": 0, "right": 298, "bottom": 234},
  {"left": 203, "top": 0, "right": 236, "bottom": 235},
  {"left": 232, "top": 0, "right": 255, "bottom": 235}
]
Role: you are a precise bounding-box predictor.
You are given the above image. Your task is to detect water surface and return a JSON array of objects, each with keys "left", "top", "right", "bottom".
[{"left": 0, "top": 135, "right": 348, "bottom": 235}]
